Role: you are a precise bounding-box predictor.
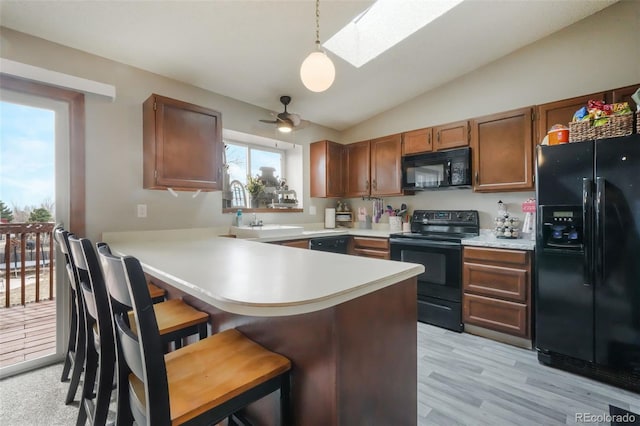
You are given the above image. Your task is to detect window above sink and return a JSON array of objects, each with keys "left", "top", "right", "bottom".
[{"left": 221, "top": 129, "right": 303, "bottom": 213}]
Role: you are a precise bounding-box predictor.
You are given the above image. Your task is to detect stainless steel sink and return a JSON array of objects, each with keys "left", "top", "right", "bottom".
[{"left": 230, "top": 225, "right": 304, "bottom": 238}]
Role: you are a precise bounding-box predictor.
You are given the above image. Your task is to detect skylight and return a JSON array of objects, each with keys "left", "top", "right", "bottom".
[{"left": 323, "top": 0, "right": 464, "bottom": 68}]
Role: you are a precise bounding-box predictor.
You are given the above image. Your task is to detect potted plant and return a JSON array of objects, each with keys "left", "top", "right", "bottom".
[{"left": 246, "top": 175, "right": 265, "bottom": 208}]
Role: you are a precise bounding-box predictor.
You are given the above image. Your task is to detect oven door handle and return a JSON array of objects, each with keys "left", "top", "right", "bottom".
[{"left": 389, "top": 238, "right": 461, "bottom": 249}]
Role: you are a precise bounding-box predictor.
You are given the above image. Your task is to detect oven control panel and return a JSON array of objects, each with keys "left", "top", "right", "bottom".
[{"left": 412, "top": 210, "right": 479, "bottom": 225}]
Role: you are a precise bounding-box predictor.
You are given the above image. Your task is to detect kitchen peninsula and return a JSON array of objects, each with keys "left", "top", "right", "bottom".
[{"left": 102, "top": 228, "right": 424, "bottom": 425}]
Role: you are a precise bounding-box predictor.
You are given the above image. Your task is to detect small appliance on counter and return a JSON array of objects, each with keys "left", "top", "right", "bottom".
[{"left": 324, "top": 208, "right": 336, "bottom": 228}]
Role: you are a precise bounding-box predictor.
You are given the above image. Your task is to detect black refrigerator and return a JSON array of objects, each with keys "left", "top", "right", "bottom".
[{"left": 535, "top": 134, "right": 640, "bottom": 391}]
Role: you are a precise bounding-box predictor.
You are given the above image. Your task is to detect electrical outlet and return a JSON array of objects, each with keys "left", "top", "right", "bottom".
[
  {"left": 309, "top": 205, "right": 317, "bottom": 215},
  {"left": 137, "top": 204, "right": 147, "bottom": 218}
]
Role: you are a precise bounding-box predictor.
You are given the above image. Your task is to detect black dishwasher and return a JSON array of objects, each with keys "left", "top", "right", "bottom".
[{"left": 309, "top": 236, "right": 349, "bottom": 254}]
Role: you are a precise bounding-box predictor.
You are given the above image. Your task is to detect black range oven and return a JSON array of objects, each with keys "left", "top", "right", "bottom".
[{"left": 390, "top": 210, "right": 479, "bottom": 332}]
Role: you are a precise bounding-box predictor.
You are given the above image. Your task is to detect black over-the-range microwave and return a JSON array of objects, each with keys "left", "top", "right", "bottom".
[{"left": 402, "top": 147, "right": 472, "bottom": 190}]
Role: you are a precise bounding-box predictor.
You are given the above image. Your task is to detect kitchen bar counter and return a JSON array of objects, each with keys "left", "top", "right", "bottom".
[
  {"left": 102, "top": 228, "right": 421, "bottom": 316},
  {"left": 101, "top": 228, "right": 422, "bottom": 425}
]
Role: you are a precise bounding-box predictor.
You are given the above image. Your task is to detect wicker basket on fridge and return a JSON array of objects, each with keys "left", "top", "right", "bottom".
[{"left": 569, "top": 112, "right": 634, "bottom": 142}]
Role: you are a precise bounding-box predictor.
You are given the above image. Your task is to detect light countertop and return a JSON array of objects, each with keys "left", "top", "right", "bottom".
[
  {"left": 102, "top": 228, "right": 423, "bottom": 317},
  {"left": 461, "top": 231, "right": 535, "bottom": 251}
]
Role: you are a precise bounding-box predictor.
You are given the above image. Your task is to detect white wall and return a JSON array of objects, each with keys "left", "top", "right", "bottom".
[{"left": 0, "top": 28, "right": 339, "bottom": 242}]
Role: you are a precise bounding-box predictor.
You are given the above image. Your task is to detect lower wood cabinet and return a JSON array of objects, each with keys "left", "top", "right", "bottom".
[
  {"left": 349, "top": 236, "right": 389, "bottom": 260},
  {"left": 462, "top": 246, "right": 532, "bottom": 340},
  {"left": 273, "top": 239, "right": 309, "bottom": 249}
]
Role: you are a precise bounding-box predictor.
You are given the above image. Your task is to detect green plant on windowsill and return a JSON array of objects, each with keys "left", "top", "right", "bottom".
[{"left": 246, "top": 175, "right": 265, "bottom": 198}]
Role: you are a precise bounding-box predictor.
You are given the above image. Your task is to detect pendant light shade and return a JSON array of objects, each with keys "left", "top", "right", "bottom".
[
  {"left": 300, "top": 51, "right": 335, "bottom": 93},
  {"left": 300, "top": 0, "right": 335, "bottom": 92}
]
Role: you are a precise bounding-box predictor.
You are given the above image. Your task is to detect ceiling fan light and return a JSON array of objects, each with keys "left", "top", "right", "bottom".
[
  {"left": 277, "top": 121, "right": 293, "bottom": 133},
  {"left": 300, "top": 51, "right": 335, "bottom": 93}
]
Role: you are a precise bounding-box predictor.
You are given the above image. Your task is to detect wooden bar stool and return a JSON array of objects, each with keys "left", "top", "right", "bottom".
[
  {"left": 54, "top": 228, "right": 87, "bottom": 405},
  {"left": 99, "top": 249, "right": 292, "bottom": 426}
]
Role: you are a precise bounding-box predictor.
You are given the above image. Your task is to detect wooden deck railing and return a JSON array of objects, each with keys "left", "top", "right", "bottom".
[{"left": 1, "top": 222, "right": 55, "bottom": 307}]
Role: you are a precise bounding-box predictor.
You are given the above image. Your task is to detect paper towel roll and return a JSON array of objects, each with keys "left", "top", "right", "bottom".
[{"left": 325, "top": 208, "right": 336, "bottom": 228}]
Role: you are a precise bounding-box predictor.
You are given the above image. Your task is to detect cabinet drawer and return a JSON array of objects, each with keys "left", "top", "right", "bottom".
[
  {"left": 352, "top": 237, "right": 389, "bottom": 250},
  {"left": 463, "top": 262, "right": 527, "bottom": 302},
  {"left": 352, "top": 248, "right": 390, "bottom": 260},
  {"left": 463, "top": 293, "right": 528, "bottom": 338},
  {"left": 463, "top": 246, "right": 528, "bottom": 266}
]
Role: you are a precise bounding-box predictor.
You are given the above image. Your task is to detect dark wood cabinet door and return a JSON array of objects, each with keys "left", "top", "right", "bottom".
[
  {"left": 433, "top": 120, "right": 469, "bottom": 151},
  {"left": 463, "top": 293, "right": 528, "bottom": 338},
  {"left": 143, "top": 94, "right": 223, "bottom": 191},
  {"left": 344, "top": 140, "right": 371, "bottom": 197},
  {"left": 471, "top": 107, "right": 534, "bottom": 192},
  {"left": 535, "top": 92, "right": 606, "bottom": 145},
  {"left": 370, "top": 134, "right": 402, "bottom": 196},
  {"left": 609, "top": 83, "right": 640, "bottom": 112},
  {"left": 277, "top": 239, "right": 309, "bottom": 249},
  {"left": 402, "top": 128, "right": 432, "bottom": 155},
  {"left": 310, "top": 140, "right": 344, "bottom": 198}
]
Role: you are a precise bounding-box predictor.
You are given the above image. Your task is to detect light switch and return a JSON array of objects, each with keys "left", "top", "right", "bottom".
[{"left": 137, "top": 204, "right": 147, "bottom": 218}]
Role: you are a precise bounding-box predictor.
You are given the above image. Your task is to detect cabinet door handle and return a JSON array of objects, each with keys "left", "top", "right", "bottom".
[
  {"left": 437, "top": 131, "right": 440, "bottom": 144},
  {"left": 372, "top": 179, "right": 377, "bottom": 190},
  {"left": 475, "top": 171, "right": 479, "bottom": 185},
  {"left": 365, "top": 180, "right": 369, "bottom": 191},
  {"left": 428, "top": 132, "right": 431, "bottom": 146}
]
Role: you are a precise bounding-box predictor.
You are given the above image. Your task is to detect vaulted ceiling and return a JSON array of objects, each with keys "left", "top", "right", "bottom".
[{"left": 0, "top": 0, "right": 618, "bottom": 131}]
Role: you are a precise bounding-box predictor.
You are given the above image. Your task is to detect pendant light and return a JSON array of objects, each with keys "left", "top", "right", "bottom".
[{"left": 300, "top": 0, "right": 335, "bottom": 92}]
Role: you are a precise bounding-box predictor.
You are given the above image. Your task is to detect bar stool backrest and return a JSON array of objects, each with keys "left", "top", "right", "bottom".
[
  {"left": 98, "top": 249, "right": 171, "bottom": 425},
  {"left": 68, "top": 237, "right": 116, "bottom": 370},
  {"left": 96, "top": 243, "right": 133, "bottom": 314}
]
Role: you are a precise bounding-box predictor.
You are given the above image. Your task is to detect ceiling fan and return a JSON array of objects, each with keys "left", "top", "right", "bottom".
[{"left": 260, "top": 95, "right": 308, "bottom": 133}]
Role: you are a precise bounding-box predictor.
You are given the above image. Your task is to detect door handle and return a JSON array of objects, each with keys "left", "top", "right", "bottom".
[
  {"left": 595, "top": 177, "right": 605, "bottom": 287},
  {"left": 582, "top": 178, "right": 593, "bottom": 286},
  {"left": 372, "top": 179, "right": 377, "bottom": 191},
  {"left": 475, "top": 171, "right": 479, "bottom": 185}
]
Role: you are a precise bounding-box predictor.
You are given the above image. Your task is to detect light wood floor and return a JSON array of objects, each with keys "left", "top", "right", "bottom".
[
  {"left": 1, "top": 320, "right": 638, "bottom": 425},
  {"left": 418, "top": 322, "right": 639, "bottom": 425}
]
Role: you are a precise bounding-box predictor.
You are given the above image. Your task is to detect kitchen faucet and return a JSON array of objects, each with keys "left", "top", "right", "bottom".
[{"left": 249, "top": 213, "right": 263, "bottom": 227}]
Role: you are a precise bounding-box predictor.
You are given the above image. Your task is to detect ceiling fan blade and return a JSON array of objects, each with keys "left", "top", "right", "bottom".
[{"left": 259, "top": 119, "right": 278, "bottom": 124}]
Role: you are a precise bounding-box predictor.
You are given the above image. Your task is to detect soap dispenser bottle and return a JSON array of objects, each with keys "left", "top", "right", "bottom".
[{"left": 236, "top": 209, "right": 243, "bottom": 226}]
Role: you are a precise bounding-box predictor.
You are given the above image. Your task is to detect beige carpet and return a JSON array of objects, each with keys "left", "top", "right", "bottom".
[{"left": 0, "top": 363, "right": 81, "bottom": 425}]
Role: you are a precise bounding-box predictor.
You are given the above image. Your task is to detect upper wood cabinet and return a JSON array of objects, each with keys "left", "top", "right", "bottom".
[
  {"left": 143, "top": 94, "right": 223, "bottom": 191},
  {"left": 402, "top": 128, "right": 432, "bottom": 155},
  {"left": 433, "top": 120, "right": 469, "bottom": 151},
  {"left": 344, "top": 140, "right": 371, "bottom": 197},
  {"left": 535, "top": 92, "right": 606, "bottom": 145},
  {"left": 535, "top": 84, "right": 638, "bottom": 144},
  {"left": 610, "top": 84, "right": 639, "bottom": 111},
  {"left": 471, "top": 107, "right": 534, "bottom": 192},
  {"left": 310, "top": 140, "right": 344, "bottom": 198},
  {"left": 370, "top": 134, "right": 403, "bottom": 197}
]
